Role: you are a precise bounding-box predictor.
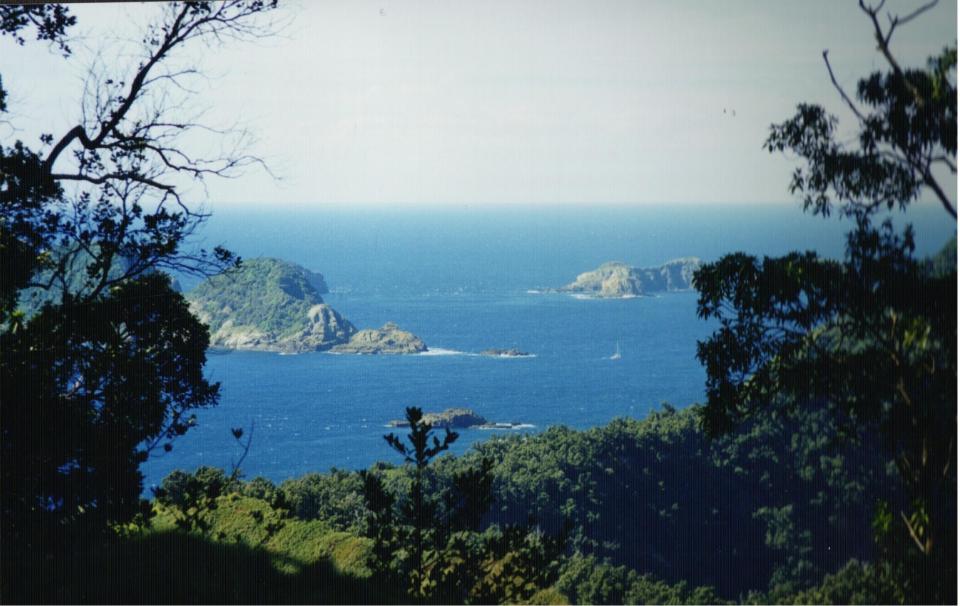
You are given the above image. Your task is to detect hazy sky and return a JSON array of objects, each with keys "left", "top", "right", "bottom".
[{"left": 2, "top": 1, "right": 956, "bottom": 206}]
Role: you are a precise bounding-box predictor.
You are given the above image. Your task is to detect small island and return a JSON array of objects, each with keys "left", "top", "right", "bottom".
[
  {"left": 331, "top": 322, "right": 428, "bottom": 355},
  {"left": 556, "top": 257, "right": 701, "bottom": 298},
  {"left": 387, "top": 408, "right": 530, "bottom": 430},
  {"left": 388, "top": 408, "right": 487, "bottom": 429},
  {"left": 479, "top": 348, "right": 533, "bottom": 358}
]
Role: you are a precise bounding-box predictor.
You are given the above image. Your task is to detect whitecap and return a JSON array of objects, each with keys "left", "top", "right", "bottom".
[
  {"left": 478, "top": 423, "right": 536, "bottom": 431},
  {"left": 418, "top": 348, "right": 475, "bottom": 356}
]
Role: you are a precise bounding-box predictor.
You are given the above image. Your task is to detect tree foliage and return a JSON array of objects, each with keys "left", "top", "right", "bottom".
[
  {"left": 695, "top": 2, "right": 957, "bottom": 601},
  {"left": 556, "top": 554, "right": 723, "bottom": 606},
  {"left": 381, "top": 406, "right": 459, "bottom": 599},
  {"left": 473, "top": 403, "right": 896, "bottom": 599},
  {"left": 238, "top": 399, "right": 902, "bottom": 602},
  {"left": 281, "top": 469, "right": 367, "bottom": 530},
  {"left": 0, "top": 4, "right": 75, "bottom": 54},
  {"left": 0, "top": 3, "right": 280, "bottom": 600},
  {"left": 765, "top": 2, "right": 956, "bottom": 219},
  {"left": 352, "top": 408, "right": 572, "bottom": 603}
]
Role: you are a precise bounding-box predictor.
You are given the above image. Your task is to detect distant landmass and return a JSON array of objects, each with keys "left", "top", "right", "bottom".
[
  {"left": 556, "top": 257, "right": 701, "bottom": 298},
  {"left": 187, "top": 258, "right": 425, "bottom": 354}
]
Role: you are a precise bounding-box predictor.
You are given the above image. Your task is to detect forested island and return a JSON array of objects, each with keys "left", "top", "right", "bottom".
[{"left": 189, "top": 258, "right": 427, "bottom": 354}]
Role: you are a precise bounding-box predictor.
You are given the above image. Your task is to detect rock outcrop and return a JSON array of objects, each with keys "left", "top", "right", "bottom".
[
  {"left": 330, "top": 322, "right": 428, "bottom": 354},
  {"left": 558, "top": 257, "right": 701, "bottom": 298},
  {"left": 387, "top": 408, "right": 531, "bottom": 430}
]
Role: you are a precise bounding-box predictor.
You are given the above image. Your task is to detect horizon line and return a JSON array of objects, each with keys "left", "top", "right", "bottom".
[{"left": 202, "top": 199, "right": 953, "bottom": 211}]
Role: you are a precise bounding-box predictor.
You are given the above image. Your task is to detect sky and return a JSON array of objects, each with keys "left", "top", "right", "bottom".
[{"left": 2, "top": 0, "right": 957, "bottom": 207}]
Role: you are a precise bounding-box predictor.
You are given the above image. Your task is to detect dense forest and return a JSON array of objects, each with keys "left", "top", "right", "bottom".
[
  {"left": 1, "top": 1, "right": 956, "bottom": 604},
  {"left": 23, "top": 371, "right": 943, "bottom": 603}
]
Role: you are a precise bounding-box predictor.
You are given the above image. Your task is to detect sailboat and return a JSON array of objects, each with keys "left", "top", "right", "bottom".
[{"left": 609, "top": 340, "right": 621, "bottom": 360}]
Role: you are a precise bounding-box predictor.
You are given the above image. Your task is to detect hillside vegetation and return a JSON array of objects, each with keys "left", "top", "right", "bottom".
[
  {"left": 187, "top": 258, "right": 356, "bottom": 352},
  {"left": 139, "top": 400, "right": 903, "bottom": 604}
]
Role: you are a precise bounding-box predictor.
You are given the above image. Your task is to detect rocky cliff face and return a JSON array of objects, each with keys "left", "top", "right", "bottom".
[
  {"left": 202, "top": 303, "right": 356, "bottom": 353},
  {"left": 330, "top": 322, "right": 428, "bottom": 354},
  {"left": 558, "top": 257, "right": 701, "bottom": 298}
]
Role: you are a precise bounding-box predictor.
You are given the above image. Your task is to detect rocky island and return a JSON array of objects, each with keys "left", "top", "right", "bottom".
[
  {"left": 330, "top": 322, "right": 428, "bottom": 355},
  {"left": 187, "top": 258, "right": 426, "bottom": 354},
  {"left": 557, "top": 257, "right": 701, "bottom": 298},
  {"left": 387, "top": 408, "right": 530, "bottom": 430},
  {"left": 388, "top": 408, "right": 487, "bottom": 429}
]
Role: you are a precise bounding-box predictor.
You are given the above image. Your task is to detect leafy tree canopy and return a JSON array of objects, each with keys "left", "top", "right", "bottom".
[
  {"left": 694, "top": 2, "right": 957, "bottom": 601},
  {"left": 1, "top": 3, "right": 281, "bottom": 601}
]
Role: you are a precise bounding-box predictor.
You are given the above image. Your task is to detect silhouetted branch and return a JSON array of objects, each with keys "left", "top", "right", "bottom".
[
  {"left": 859, "top": 0, "right": 938, "bottom": 79},
  {"left": 822, "top": 50, "right": 866, "bottom": 122},
  {"left": 230, "top": 421, "right": 255, "bottom": 481},
  {"left": 42, "top": 1, "right": 280, "bottom": 216}
]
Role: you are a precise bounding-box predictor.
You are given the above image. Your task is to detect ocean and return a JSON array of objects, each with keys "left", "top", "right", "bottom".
[{"left": 141, "top": 202, "right": 956, "bottom": 489}]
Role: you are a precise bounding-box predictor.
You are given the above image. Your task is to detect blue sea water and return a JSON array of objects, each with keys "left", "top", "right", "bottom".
[{"left": 141, "top": 203, "right": 956, "bottom": 489}]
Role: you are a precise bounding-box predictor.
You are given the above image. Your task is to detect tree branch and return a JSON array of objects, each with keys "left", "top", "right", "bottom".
[
  {"left": 891, "top": 0, "right": 939, "bottom": 29},
  {"left": 859, "top": 0, "right": 938, "bottom": 88},
  {"left": 921, "top": 168, "right": 957, "bottom": 218},
  {"left": 822, "top": 50, "right": 867, "bottom": 122},
  {"left": 43, "top": 4, "right": 191, "bottom": 173},
  {"left": 900, "top": 509, "right": 932, "bottom": 554}
]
